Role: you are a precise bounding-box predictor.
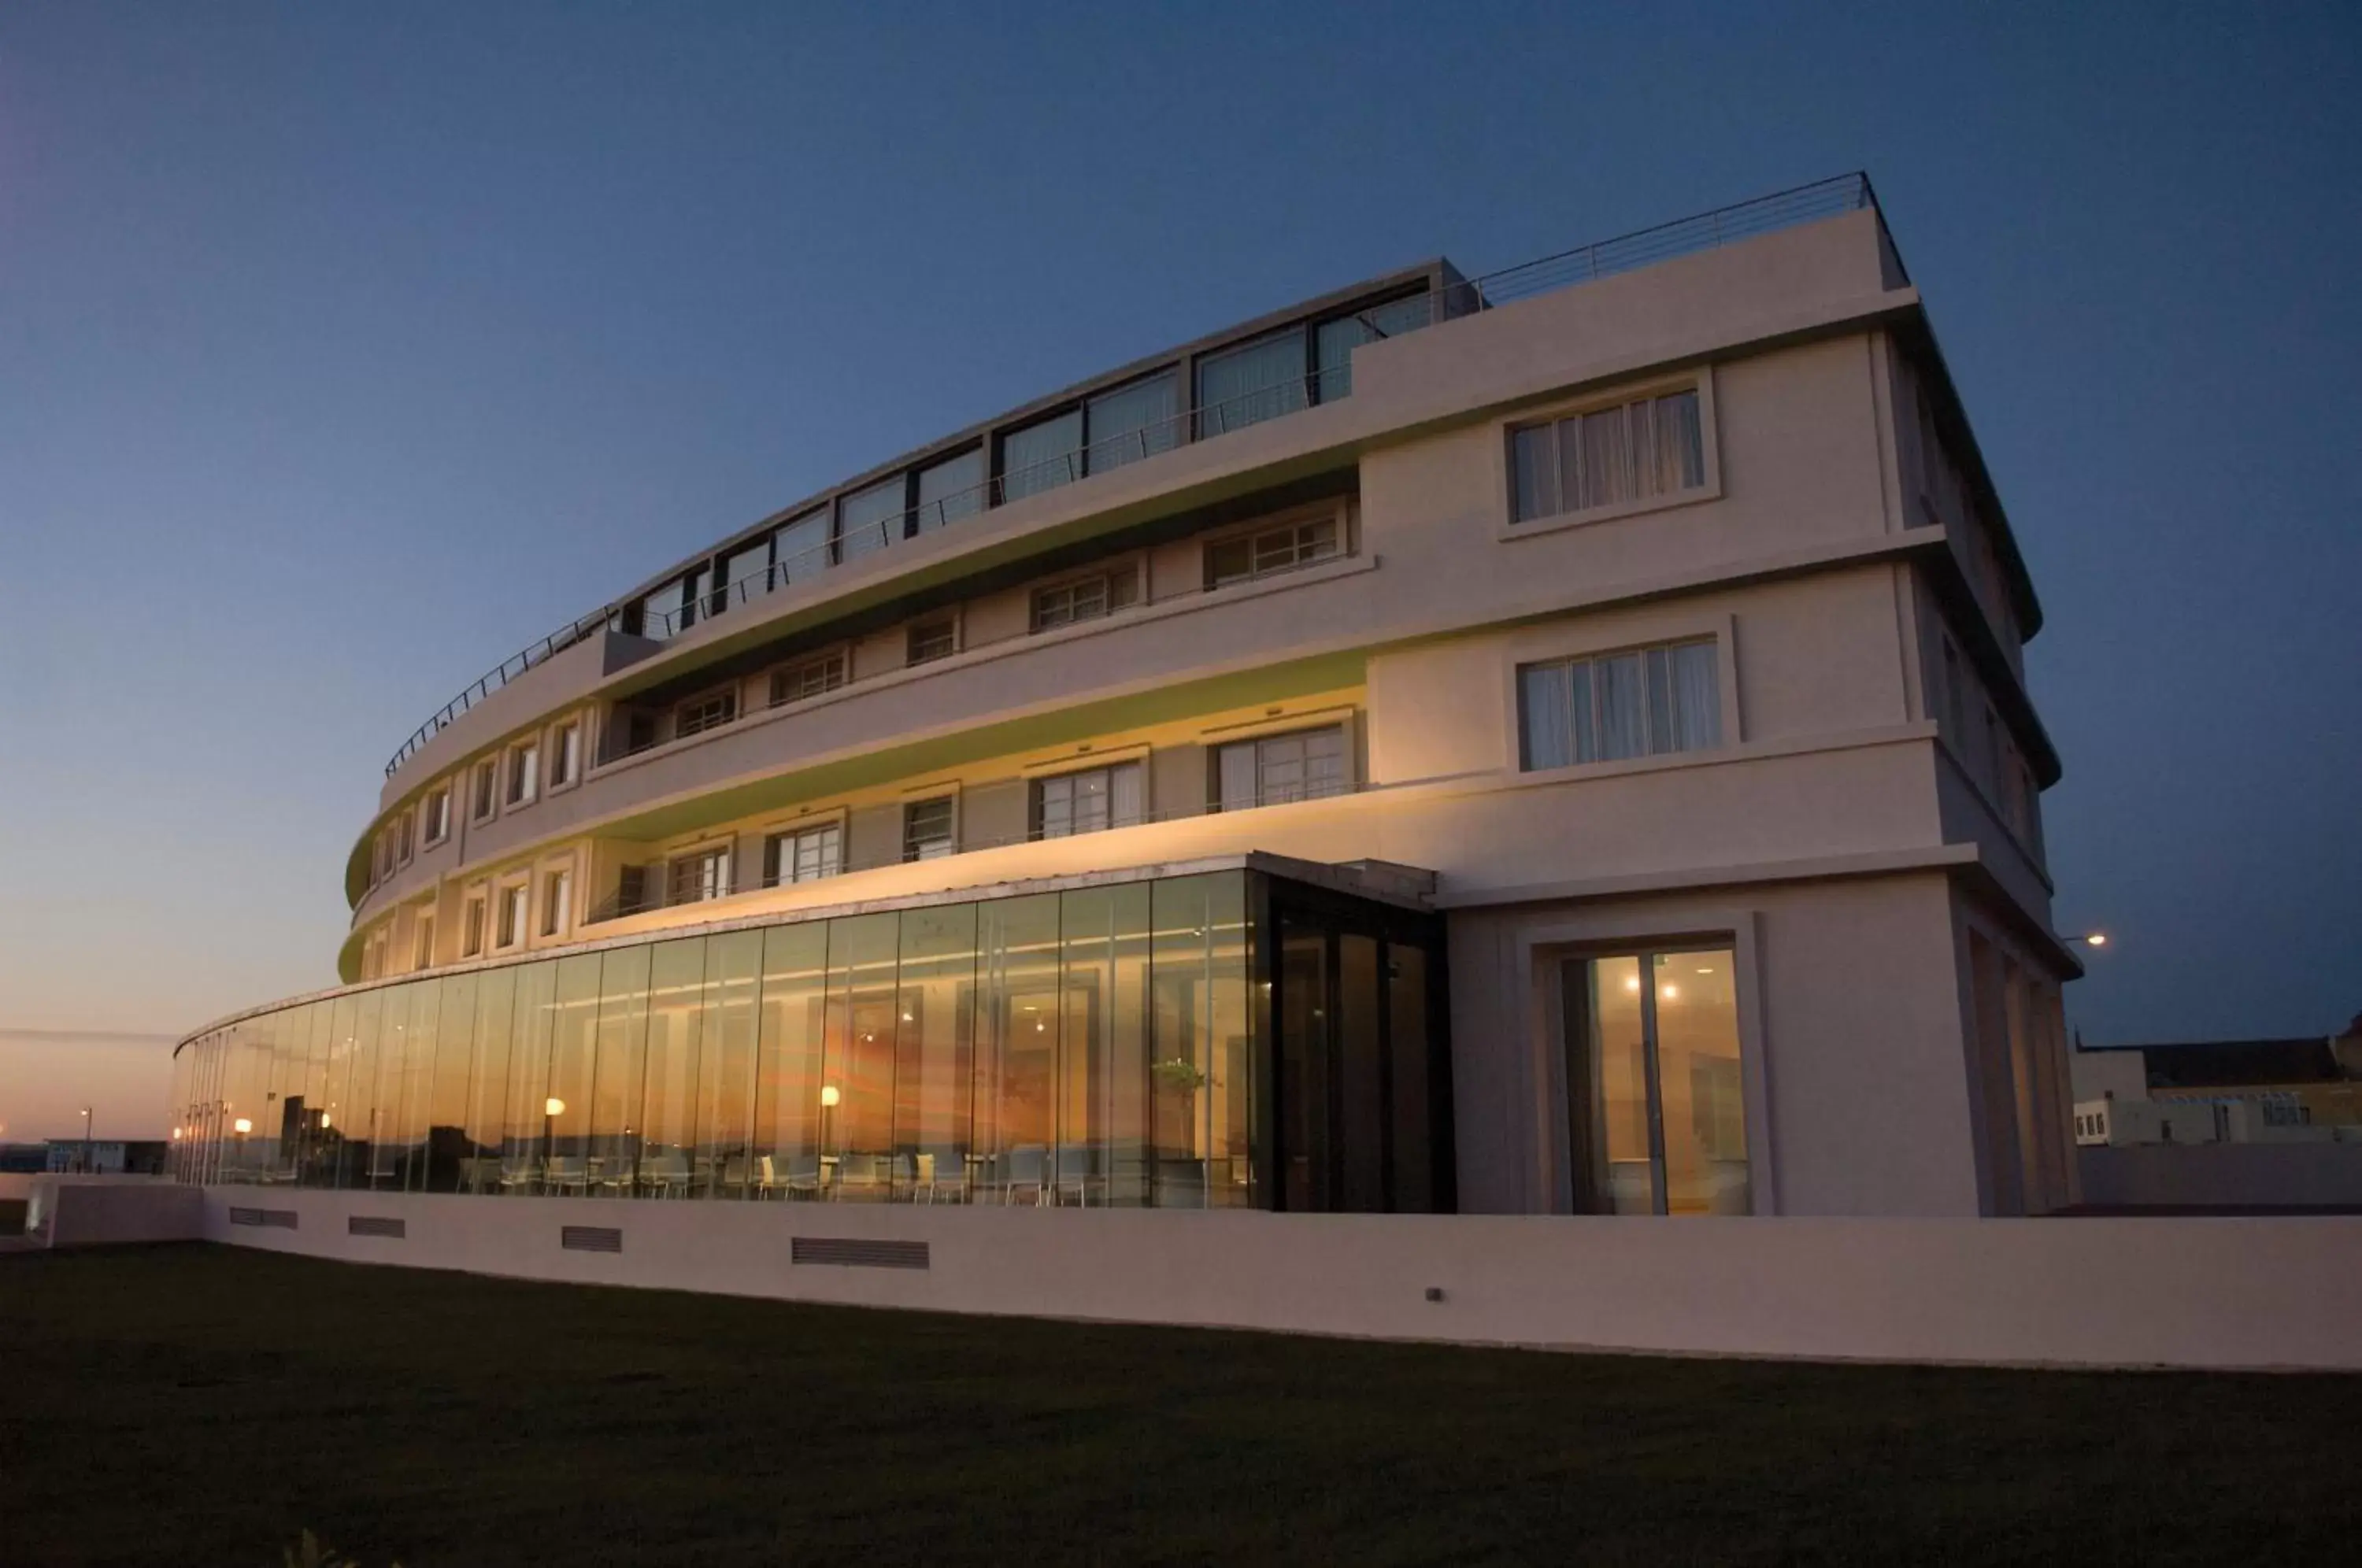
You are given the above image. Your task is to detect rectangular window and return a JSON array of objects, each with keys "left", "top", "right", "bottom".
[
  {"left": 505, "top": 742, "right": 539, "bottom": 806},
  {"left": 1941, "top": 636, "right": 1965, "bottom": 737},
  {"left": 1205, "top": 517, "right": 1338, "bottom": 588},
  {"left": 837, "top": 475, "right": 904, "bottom": 563},
  {"left": 1086, "top": 371, "right": 1179, "bottom": 472},
  {"left": 496, "top": 882, "right": 529, "bottom": 949},
  {"left": 913, "top": 449, "right": 983, "bottom": 534},
  {"left": 1312, "top": 291, "right": 1431, "bottom": 401},
  {"left": 667, "top": 847, "right": 731, "bottom": 907},
  {"left": 396, "top": 811, "right": 415, "bottom": 865},
  {"left": 773, "top": 508, "right": 829, "bottom": 586},
  {"left": 375, "top": 832, "right": 394, "bottom": 882},
  {"left": 1000, "top": 408, "right": 1083, "bottom": 503},
  {"left": 901, "top": 797, "right": 955, "bottom": 861},
  {"left": 1562, "top": 949, "right": 1748, "bottom": 1215},
  {"left": 542, "top": 869, "right": 573, "bottom": 937},
  {"left": 1196, "top": 328, "right": 1307, "bottom": 438},
  {"left": 636, "top": 575, "right": 687, "bottom": 641},
  {"left": 411, "top": 914, "right": 435, "bottom": 971},
  {"left": 548, "top": 723, "right": 580, "bottom": 788},
  {"left": 1519, "top": 639, "right": 1721, "bottom": 770},
  {"left": 1031, "top": 762, "right": 1145, "bottom": 839},
  {"left": 1213, "top": 727, "right": 1346, "bottom": 811},
  {"left": 764, "top": 823, "right": 842, "bottom": 886},
  {"left": 1509, "top": 387, "right": 1706, "bottom": 523},
  {"left": 721, "top": 537, "right": 773, "bottom": 608},
  {"left": 423, "top": 788, "right": 450, "bottom": 845},
  {"left": 674, "top": 688, "right": 738, "bottom": 740},
  {"left": 471, "top": 760, "right": 498, "bottom": 822},
  {"left": 461, "top": 897, "right": 487, "bottom": 959},
  {"left": 907, "top": 616, "right": 957, "bottom": 665},
  {"left": 1030, "top": 569, "right": 1139, "bottom": 632},
  {"left": 769, "top": 651, "right": 847, "bottom": 706}
]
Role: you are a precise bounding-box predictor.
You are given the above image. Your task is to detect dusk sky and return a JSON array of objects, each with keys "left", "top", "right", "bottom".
[{"left": 2, "top": 2, "right": 2356, "bottom": 1141}]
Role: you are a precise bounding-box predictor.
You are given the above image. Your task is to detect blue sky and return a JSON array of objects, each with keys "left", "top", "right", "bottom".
[{"left": 2, "top": 2, "right": 2356, "bottom": 1137}]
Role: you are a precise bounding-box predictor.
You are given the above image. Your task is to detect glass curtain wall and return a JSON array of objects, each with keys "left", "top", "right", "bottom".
[{"left": 172, "top": 869, "right": 1445, "bottom": 1213}]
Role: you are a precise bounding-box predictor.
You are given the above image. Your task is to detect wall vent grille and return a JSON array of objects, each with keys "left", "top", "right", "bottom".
[
  {"left": 561, "top": 1225, "right": 624, "bottom": 1254},
  {"left": 347, "top": 1215, "right": 406, "bottom": 1239},
  {"left": 228, "top": 1207, "right": 298, "bottom": 1230},
  {"left": 791, "top": 1237, "right": 930, "bottom": 1270}
]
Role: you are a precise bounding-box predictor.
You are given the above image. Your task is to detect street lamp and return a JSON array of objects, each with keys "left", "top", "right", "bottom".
[
  {"left": 80, "top": 1106, "right": 92, "bottom": 1174},
  {"left": 2082, "top": 932, "right": 2108, "bottom": 948},
  {"left": 819, "top": 1085, "right": 841, "bottom": 1194},
  {"left": 543, "top": 1097, "right": 565, "bottom": 1193}
]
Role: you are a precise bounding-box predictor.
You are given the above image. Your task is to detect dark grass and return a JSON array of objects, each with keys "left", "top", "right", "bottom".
[{"left": 2, "top": 1246, "right": 2355, "bottom": 1566}]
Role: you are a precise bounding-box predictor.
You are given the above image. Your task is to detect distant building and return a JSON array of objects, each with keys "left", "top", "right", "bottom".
[
  {"left": 2071, "top": 1036, "right": 2361, "bottom": 1148},
  {"left": 0, "top": 1143, "right": 50, "bottom": 1174},
  {"left": 43, "top": 1141, "right": 169, "bottom": 1176}
]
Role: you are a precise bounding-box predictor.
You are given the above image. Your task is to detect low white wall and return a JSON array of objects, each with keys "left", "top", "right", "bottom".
[
  {"left": 2080, "top": 1143, "right": 2362, "bottom": 1211},
  {"left": 201, "top": 1188, "right": 2362, "bottom": 1371}
]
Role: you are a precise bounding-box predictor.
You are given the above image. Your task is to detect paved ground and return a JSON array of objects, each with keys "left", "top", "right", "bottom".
[{"left": 2, "top": 1244, "right": 2356, "bottom": 1566}]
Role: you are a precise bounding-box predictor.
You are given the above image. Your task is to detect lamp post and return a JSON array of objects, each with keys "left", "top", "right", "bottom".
[
  {"left": 543, "top": 1097, "right": 565, "bottom": 1193},
  {"left": 820, "top": 1084, "right": 840, "bottom": 1195},
  {"left": 80, "top": 1106, "right": 91, "bottom": 1174}
]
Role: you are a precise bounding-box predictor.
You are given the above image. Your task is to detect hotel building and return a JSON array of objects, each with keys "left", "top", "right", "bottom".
[{"left": 168, "top": 175, "right": 2080, "bottom": 1227}]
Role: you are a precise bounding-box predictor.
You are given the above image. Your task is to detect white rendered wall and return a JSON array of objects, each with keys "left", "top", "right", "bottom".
[{"left": 198, "top": 1186, "right": 2362, "bottom": 1373}]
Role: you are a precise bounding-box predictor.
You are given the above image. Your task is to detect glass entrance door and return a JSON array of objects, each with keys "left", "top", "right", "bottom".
[{"left": 1560, "top": 948, "right": 1748, "bottom": 1215}]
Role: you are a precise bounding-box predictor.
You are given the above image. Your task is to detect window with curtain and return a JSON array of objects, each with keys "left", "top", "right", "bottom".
[
  {"left": 1509, "top": 387, "right": 1707, "bottom": 523},
  {"left": 1087, "top": 372, "right": 1178, "bottom": 472},
  {"left": 1313, "top": 290, "right": 1432, "bottom": 401},
  {"left": 913, "top": 449, "right": 983, "bottom": 534},
  {"left": 1031, "top": 762, "right": 1144, "bottom": 839},
  {"left": 1194, "top": 329, "right": 1308, "bottom": 438},
  {"left": 1031, "top": 569, "right": 1138, "bottom": 631},
  {"left": 772, "top": 509, "right": 830, "bottom": 584},
  {"left": 837, "top": 477, "right": 905, "bottom": 561},
  {"left": 1518, "top": 639, "right": 1721, "bottom": 770},
  {"left": 1001, "top": 409, "right": 1083, "bottom": 502},
  {"left": 1213, "top": 727, "right": 1346, "bottom": 811}
]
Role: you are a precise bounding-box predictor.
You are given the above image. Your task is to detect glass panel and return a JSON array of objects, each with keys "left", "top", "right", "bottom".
[
  {"left": 639, "top": 577, "right": 685, "bottom": 641},
  {"left": 1195, "top": 329, "right": 1306, "bottom": 438},
  {"left": 464, "top": 967, "right": 517, "bottom": 1194},
  {"left": 1313, "top": 293, "right": 1430, "bottom": 402},
  {"left": 837, "top": 475, "right": 904, "bottom": 561},
  {"left": 1055, "top": 885, "right": 1150, "bottom": 1207},
  {"left": 824, "top": 912, "right": 898, "bottom": 1201},
  {"left": 590, "top": 946, "right": 651, "bottom": 1196},
  {"left": 1216, "top": 741, "right": 1257, "bottom": 811},
  {"left": 1596, "top": 653, "right": 1646, "bottom": 761},
  {"left": 724, "top": 538, "right": 772, "bottom": 605},
  {"left": 383, "top": 982, "right": 437, "bottom": 1191},
  {"left": 976, "top": 893, "right": 1060, "bottom": 1204},
  {"left": 542, "top": 954, "right": 603, "bottom": 1196},
  {"left": 1657, "top": 390, "right": 1705, "bottom": 490},
  {"left": 335, "top": 992, "right": 379, "bottom": 1189},
  {"left": 502, "top": 962, "right": 557, "bottom": 1194},
  {"left": 753, "top": 923, "right": 827, "bottom": 1198},
  {"left": 913, "top": 449, "right": 983, "bottom": 533},
  {"left": 1571, "top": 956, "right": 1657, "bottom": 1215},
  {"left": 1001, "top": 409, "right": 1083, "bottom": 502},
  {"left": 1510, "top": 425, "right": 1558, "bottom": 523},
  {"left": 1656, "top": 949, "right": 1747, "bottom": 1215},
  {"left": 1109, "top": 761, "right": 1142, "bottom": 828},
  {"left": 638, "top": 939, "right": 705, "bottom": 1200},
  {"left": 1148, "top": 874, "right": 1253, "bottom": 1207},
  {"left": 773, "top": 509, "right": 830, "bottom": 585},
  {"left": 694, "top": 930, "right": 763, "bottom": 1197},
  {"left": 895, "top": 904, "right": 977, "bottom": 1202},
  {"left": 1279, "top": 921, "right": 1328, "bottom": 1212},
  {"left": 1387, "top": 944, "right": 1434, "bottom": 1213},
  {"left": 1520, "top": 663, "right": 1572, "bottom": 770},
  {"left": 1671, "top": 641, "right": 1722, "bottom": 751},
  {"left": 1086, "top": 372, "right": 1177, "bottom": 472},
  {"left": 424, "top": 973, "right": 479, "bottom": 1193},
  {"left": 1337, "top": 934, "right": 1385, "bottom": 1213},
  {"left": 1646, "top": 647, "right": 1675, "bottom": 756}
]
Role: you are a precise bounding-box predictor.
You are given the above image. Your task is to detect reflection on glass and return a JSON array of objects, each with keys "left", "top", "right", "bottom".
[
  {"left": 896, "top": 904, "right": 976, "bottom": 1201},
  {"left": 695, "top": 930, "right": 762, "bottom": 1197},
  {"left": 639, "top": 939, "right": 705, "bottom": 1200},
  {"left": 977, "top": 893, "right": 1059, "bottom": 1204},
  {"left": 543, "top": 955, "right": 602, "bottom": 1195},
  {"left": 1572, "top": 956, "right": 1657, "bottom": 1215},
  {"left": 826, "top": 913, "right": 898, "bottom": 1200},
  {"left": 753, "top": 925, "right": 826, "bottom": 1197},
  {"left": 1566, "top": 949, "right": 1746, "bottom": 1215},
  {"left": 424, "top": 974, "right": 479, "bottom": 1193},
  {"left": 501, "top": 962, "right": 557, "bottom": 1193},
  {"left": 465, "top": 967, "right": 517, "bottom": 1194},
  {"left": 590, "top": 946, "right": 651, "bottom": 1195},
  {"left": 1656, "top": 951, "right": 1747, "bottom": 1215},
  {"left": 1279, "top": 921, "right": 1328, "bottom": 1212}
]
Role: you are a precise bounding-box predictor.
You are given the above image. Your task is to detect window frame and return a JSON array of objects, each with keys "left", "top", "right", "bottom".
[
  {"left": 1203, "top": 508, "right": 1345, "bottom": 590},
  {"left": 505, "top": 740, "right": 540, "bottom": 809},
  {"left": 906, "top": 613, "right": 959, "bottom": 666},
  {"left": 1515, "top": 636, "right": 1727, "bottom": 773},
  {"left": 1209, "top": 723, "right": 1351, "bottom": 812},
  {"left": 541, "top": 865, "right": 575, "bottom": 938},
  {"left": 1029, "top": 760, "right": 1146, "bottom": 840},
  {"left": 422, "top": 786, "right": 452, "bottom": 848},
  {"left": 469, "top": 759, "right": 499, "bottom": 824},
  {"left": 769, "top": 648, "right": 850, "bottom": 708},
  {"left": 546, "top": 719, "right": 582, "bottom": 791},
  {"left": 672, "top": 685, "right": 740, "bottom": 741},
  {"left": 1497, "top": 372, "right": 1721, "bottom": 542},
  {"left": 1029, "top": 564, "right": 1142, "bottom": 633},
  {"left": 763, "top": 819, "right": 846, "bottom": 886},
  {"left": 494, "top": 878, "right": 531, "bottom": 952},
  {"left": 460, "top": 891, "right": 487, "bottom": 960},
  {"left": 410, "top": 909, "right": 435, "bottom": 972},
  {"left": 665, "top": 843, "right": 733, "bottom": 908},
  {"left": 901, "top": 794, "right": 957, "bottom": 862}
]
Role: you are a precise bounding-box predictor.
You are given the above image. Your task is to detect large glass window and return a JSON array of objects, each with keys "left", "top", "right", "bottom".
[
  {"left": 1088, "top": 372, "right": 1179, "bottom": 472},
  {"left": 773, "top": 509, "right": 830, "bottom": 585},
  {"left": 1313, "top": 290, "right": 1431, "bottom": 401},
  {"left": 499, "top": 961, "right": 557, "bottom": 1193},
  {"left": 721, "top": 537, "right": 773, "bottom": 608},
  {"left": 765, "top": 823, "right": 842, "bottom": 886},
  {"left": 752, "top": 923, "right": 827, "bottom": 1198},
  {"left": 463, "top": 967, "right": 516, "bottom": 1194},
  {"left": 694, "top": 930, "right": 764, "bottom": 1197},
  {"left": 542, "top": 954, "right": 603, "bottom": 1196},
  {"left": 976, "top": 893, "right": 1061, "bottom": 1205},
  {"left": 824, "top": 912, "right": 900, "bottom": 1201},
  {"left": 1519, "top": 639, "right": 1721, "bottom": 770},
  {"left": 588, "top": 946, "right": 651, "bottom": 1196},
  {"left": 895, "top": 904, "right": 978, "bottom": 1202},
  {"left": 1510, "top": 387, "right": 1706, "bottom": 523},
  {"left": 913, "top": 449, "right": 983, "bottom": 534},
  {"left": 1214, "top": 726, "right": 1346, "bottom": 811},
  {"left": 837, "top": 476, "right": 904, "bottom": 561},
  {"left": 1560, "top": 947, "right": 1748, "bottom": 1215},
  {"left": 1000, "top": 408, "right": 1083, "bottom": 503},
  {"left": 902, "top": 797, "right": 955, "bottom": 860},
  {"left": 637, "top": 938, "right": 706, "bottom": 1200},
  {"left": 1195, "top": 329, "right": 1308, "bottom": 437},
  {"left": 1032, "top": 762, "right": 1144, "bottom": 839},
  {"left": 424, "top": 973, "right": 479, "bottom": 1193}
]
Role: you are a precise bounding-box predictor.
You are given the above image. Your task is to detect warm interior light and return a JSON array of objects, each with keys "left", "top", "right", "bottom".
[
  {"left": 1660, "top": 984, "right": 1680, "bottom": 1000},
  {"left": 544, "top": 1097, "right": 566, "bottom": 1117},
  {"left": 232, "top": 1119, "right": 252, "bottom": 1135},
  {"left": 820, "top": 1085, "right": 841, "bottom": 1108},
  {"left": 1623, "top": 975, "right": 1641, "bottom": 993},
  {"left": 318, "top": 1113, "right": 331, "bottom": 1130},
  {"left": 171, "top": 1127, "right": 183, "bottom": 1141}
]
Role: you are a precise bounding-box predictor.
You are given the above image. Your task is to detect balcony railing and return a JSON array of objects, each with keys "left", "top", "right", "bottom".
[{"left": 385, "top": 172, "right": 1886, "bottom": 778}]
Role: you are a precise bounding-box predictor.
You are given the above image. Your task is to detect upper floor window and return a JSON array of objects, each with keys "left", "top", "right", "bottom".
[
  {"left": 496, "top": 882, "right": 529, "bottom": 949},
  {"left": 1033, "top": 763, "right": 1144, "bottom": 839},
  {"left": 542, "top": 868, "right": 574, "bottom": 937},
  {"left": 675, "top": 688, "right": 738, "bottom": 741},
  {"left": 771, "top": 650, "right": 848, "bottom": 706},
  {"left": 1031, "top": 570, "right": 1139, "bottom": 632},
  {"left": 999, "top": 372, "right": 1181, "bottom": 503},
  {"left": 1196, "top": 328, "right": 1309, "bottom": 436},
  {"left": 1214, "top": 727, "right": 1346, "bottom": 812},
  {"left": 908, "top": 616, "right": 957, "bottom": 665},
  {"left": 765, "top": 823, "right": 843, "bottom": 886},
  {"left": 505, "top": 741, "right": 539, "bottom": 806},
  {"left": 1206, "top": 517, "right": 1338, "bottom": 588},
  {"left": 668, "top": 846, "right": 731, "bottom": 907},
  {"left": 374, "top": 832, "right": 394, "bottom": 882},
  {"left": 902, "top": 797, "right": 955, "bottom": 861},
  {"left": 838, "top": 475, "right": 903, "bottom": 563},
  {"left": 913, "top": 448, "right": 984, "bottom": 534},
  {"left": 461, "top": 895, "right": 487, "bottom": 960},
  {"left": 548, "top": 722, "right": 581, "bottom": 788},
  {"left": 411, "top": 913, "right": 435, "bottom": 972},
  {"left": 471, "top": 759, "right": 498, "bottom": 823},
  {"left": 1509, "top": 387, "right": 1705, "bottom": 523},
  {"left": 720, "top": 536, "right": 774, "bottom": 611},
  {"left": 1518, "top": 638, "right": 1720, "bottom": 771},
  {"left": 773, "top": 508, "right": 830, "bottom": 586},
  {"left": 395, "top": 810, "right": 415, "bottom": 865},
  {"left": 1312, "top": 292, "right": 1431, "bottom": 401},
  {"left": 635, "top": 566, "right": 709, "bottom": 642},
  {"left": 422, "top": 787, "right": 451, "bottom": 846}
]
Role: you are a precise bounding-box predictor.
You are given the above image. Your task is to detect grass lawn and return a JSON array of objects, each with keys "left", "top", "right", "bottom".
[{"left": 2, "top": 1245, "right": 2355, "bottom": 1566}]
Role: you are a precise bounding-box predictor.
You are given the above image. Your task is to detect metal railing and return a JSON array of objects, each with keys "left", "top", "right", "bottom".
[
  {"left": 584, "top": 782, "right": 1351, "bottom": 926},
  {"left": 386, "top": 172, "right": 1885, "bottom": 777}
]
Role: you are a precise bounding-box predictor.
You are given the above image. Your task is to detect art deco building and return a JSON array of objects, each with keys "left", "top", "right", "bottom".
[{"left": 170, "top": 175, "right": 2079, "bottom": 1222}]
